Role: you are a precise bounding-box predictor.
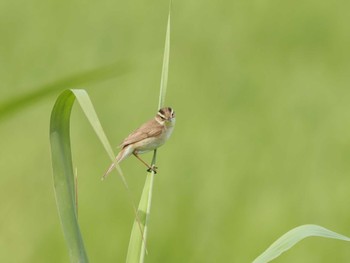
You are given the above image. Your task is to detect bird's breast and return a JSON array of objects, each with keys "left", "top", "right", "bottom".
[{"left": 134, "top": 125, "right": 174, "bottom": 154}]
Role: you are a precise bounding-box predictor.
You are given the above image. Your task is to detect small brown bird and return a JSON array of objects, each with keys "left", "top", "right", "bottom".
[{"left": 104, "top": 107, "right": 175, "bottom": 177}]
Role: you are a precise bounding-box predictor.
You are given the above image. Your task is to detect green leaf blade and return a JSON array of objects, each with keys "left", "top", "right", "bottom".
[
  {"left": 71, "top": 89, "right": 114, "bottom": 160},
  {"left": 50, "top": 90, "right": 89, "bottom": 263},
  {"left": 127, "top": 4, "right": 172, "bottom": 262},
  {"left": 50, "top": 88, "right": 126, "bottom": 262},
  {"left": 158, "top": 8, "right": 171, "bottom": 110},
  {"left": 253, "top": 224, "right": 350, "bottom": 263},
  {"left": 126, "top": 172, "right": 155, "bottom": 263}
]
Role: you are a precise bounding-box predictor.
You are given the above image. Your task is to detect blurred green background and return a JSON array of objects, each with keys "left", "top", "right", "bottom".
[{"left": 1, "top": 0, "right": 350, "bottom": 262}]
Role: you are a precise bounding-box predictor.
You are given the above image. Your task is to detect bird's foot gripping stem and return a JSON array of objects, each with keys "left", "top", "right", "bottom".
[{"left": 147, "top": 165, "right": 158, "bottom": 174}]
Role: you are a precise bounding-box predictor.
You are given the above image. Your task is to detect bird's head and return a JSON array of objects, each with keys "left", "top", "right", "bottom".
[{"left": 156, "top": 107, "right": 175, "bottom": 126}]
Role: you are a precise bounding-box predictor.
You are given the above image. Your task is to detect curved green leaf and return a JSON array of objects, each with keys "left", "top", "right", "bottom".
[
  {"left": 253, "top": 224, "right": 350, "bottom": 263},
  {"left": 50, "top": 89, "right": 125, "bottom": 262},
  {"left": 50, "top": 90, "right": 89, "bottom": 263}
]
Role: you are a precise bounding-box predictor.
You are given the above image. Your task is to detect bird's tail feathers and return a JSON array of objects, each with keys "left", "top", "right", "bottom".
[{"left": 102, "top": 146, "right": 133, "bottom": 179}]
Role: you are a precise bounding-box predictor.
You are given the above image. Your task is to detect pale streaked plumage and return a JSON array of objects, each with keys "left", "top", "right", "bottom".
[{"left": 104, "top": 107, "right": 175, "bottom": 177}]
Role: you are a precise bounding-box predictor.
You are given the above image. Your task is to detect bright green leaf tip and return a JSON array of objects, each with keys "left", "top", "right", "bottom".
[{"left": 158, "top": 10, "right": 171, "bottom": 110}]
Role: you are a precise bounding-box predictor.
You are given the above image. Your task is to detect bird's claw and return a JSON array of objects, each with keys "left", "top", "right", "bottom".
[{"left": 147, "top": 165, "right": 158, "bottom": 174}]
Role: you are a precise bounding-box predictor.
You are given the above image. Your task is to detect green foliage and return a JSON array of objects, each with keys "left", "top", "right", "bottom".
[
  {"left": 127, "top": 7, "right": 171, "bottom": 262},
  {"left": 126, "top": 171, "right": 155, "bottom": 263},
  {"left": 49, "top": 6, "right": 171, "bottom": 262},
  {"left": 50, "top": 89, "right": 127, "bottom": 261},
  {"left": 50, "top": 90, "right": 90, "bottom": 262},
  {"left": 158, "top": 10, "right": 171, "bottom": 110},
  {"left": 253, "top": 225, "right": 350, "bottom": 263},
  {"left": 2, "top": 0, "right": 350, "bottom": 262}
]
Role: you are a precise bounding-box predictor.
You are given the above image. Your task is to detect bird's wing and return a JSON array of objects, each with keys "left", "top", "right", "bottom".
[{"left": 120, "top": 119, "right": 163, "bottom": 148}]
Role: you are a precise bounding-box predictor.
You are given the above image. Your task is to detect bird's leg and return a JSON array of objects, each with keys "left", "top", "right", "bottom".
[{"left": 133, "top": 152, "right": 158, "bottom": 173}]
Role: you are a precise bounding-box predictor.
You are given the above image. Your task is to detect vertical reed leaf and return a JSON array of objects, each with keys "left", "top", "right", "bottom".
[
  {"left": 50, "top": 89, "right": 125, "bottom": 262},
  {"left": 158, "top": 10, "right": 171, "bottom": 110},
  {"left": 253, "top": 224, "right": 350, "bottom": 263},
  {"left": 126, "top": 4, "right": 172, "bottom": 262}
]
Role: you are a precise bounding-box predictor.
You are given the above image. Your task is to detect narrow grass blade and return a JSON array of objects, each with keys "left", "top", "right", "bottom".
[
  {"left": 126, "top": 171, "right": 155, "bottom": 263},
  {"left": 139, "top": 152, "right": 157, "bottom": 263},
  {"left": 126, "top": 152, "right": 157, "bottom": 263},
  {"left": 70, "top": 90, "right": 126, "bottom": 184},
  {"left": 50, "top": 89, "right": 126, "bottom": 262},
  {"left": 127, "top": 3, "right": 172, "bottom": 262},
  {"left": 158, "top": 4, "right": 171, "bottom": 110},
  {"left": 253, "top": 224, "right": 350, "bottom": 263}
]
